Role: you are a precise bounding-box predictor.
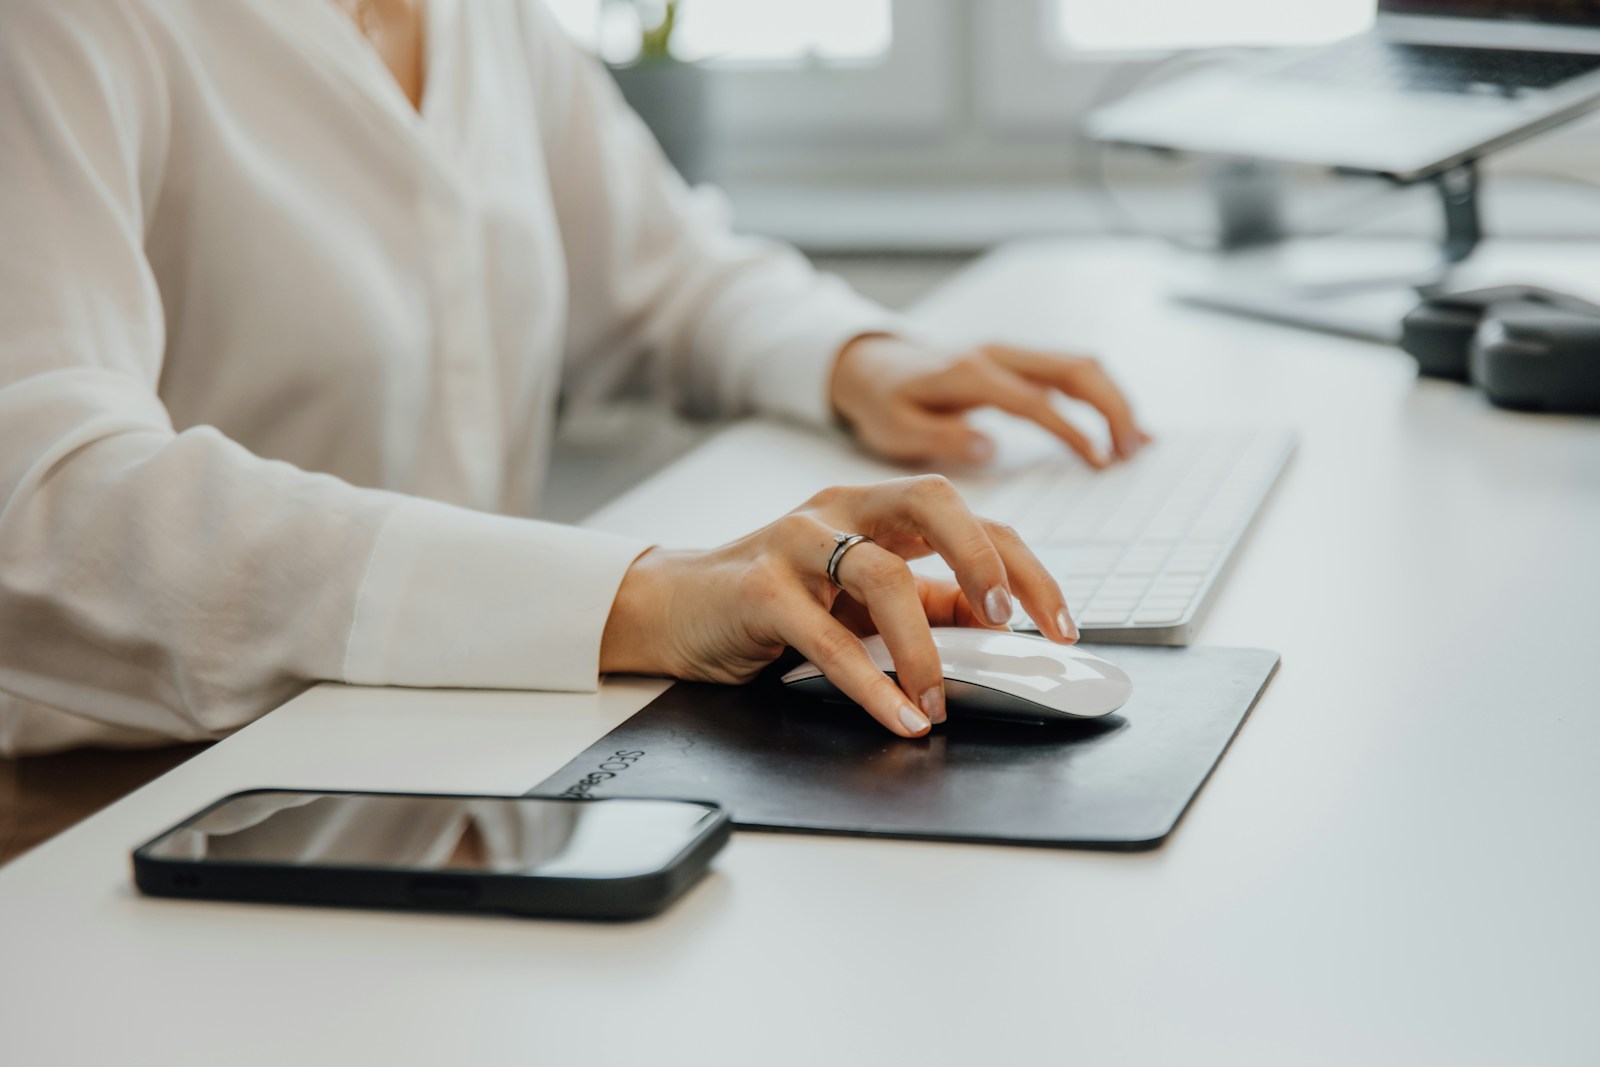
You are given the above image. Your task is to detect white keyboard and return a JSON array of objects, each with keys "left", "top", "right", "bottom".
[{"left": 921, "top": 427, "right": 1295, "bottom": 645}]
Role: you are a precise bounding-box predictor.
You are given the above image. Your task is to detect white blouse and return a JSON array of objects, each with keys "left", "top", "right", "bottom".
[{"left": 0, "top": 0, "right": 895, "bottom": 755}]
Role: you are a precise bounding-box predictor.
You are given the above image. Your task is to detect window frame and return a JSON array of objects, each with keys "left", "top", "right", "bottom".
[
  {"left": 704, "top": 0, "right": 958, "bottom": 144},
  {"left": 975, "top": 0, "right": 1189, "bottom": 135},
  {"left": 711, "top": 0, "right": 1149, "bottom": 182}
]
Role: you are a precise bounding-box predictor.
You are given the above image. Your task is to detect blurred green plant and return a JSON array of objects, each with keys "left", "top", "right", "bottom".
[{"left": 634, "top": 0, "right": 679, "bottom": 62}]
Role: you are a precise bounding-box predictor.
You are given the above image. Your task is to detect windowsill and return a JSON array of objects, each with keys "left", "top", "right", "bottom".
[{"left": 725, "top": 175, "right": 1600, "bottom": 254}]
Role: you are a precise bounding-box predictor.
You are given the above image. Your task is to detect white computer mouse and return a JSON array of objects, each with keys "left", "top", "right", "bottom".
[{"left": 779, "top": 627, "right": 1132, "bottom": 724}]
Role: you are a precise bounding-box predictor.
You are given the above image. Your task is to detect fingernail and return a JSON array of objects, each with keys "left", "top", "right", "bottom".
[
  {"left": 899, "top": 705, "right": 931, "bottom": 735},
  {"left": 1056, "top": 609, "right": 1079, "bottom": 643},
  {"left": 983, "top": 586, "right": 1013, "bottom": 627},
  {"left": 920, "top": 686, "right": 946, "bottom": 725},
  {"left": 965, "top": 437, "right": 995, "bottom": 464}
]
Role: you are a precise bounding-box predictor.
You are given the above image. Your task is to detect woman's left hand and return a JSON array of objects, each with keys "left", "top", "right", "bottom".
[{"left": 830, "top": 335, "right": 1151, "bottom": 469}]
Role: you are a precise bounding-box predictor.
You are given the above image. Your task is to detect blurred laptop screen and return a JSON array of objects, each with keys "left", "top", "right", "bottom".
[{"left": 1381, "top": 0, "right": 1600, "bottom": 25}]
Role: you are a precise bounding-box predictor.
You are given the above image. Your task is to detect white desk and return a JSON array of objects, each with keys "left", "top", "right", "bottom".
[{"left": 4, "top": 239, "right": 1598, "bottom": 1066}]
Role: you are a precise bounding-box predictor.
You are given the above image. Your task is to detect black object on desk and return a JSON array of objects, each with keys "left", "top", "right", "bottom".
[
  {"left": 1401, "top": 285, "right": 1600, "bottom": 412},
  {"left": 529, "top": 645, "right": 1279, "bottom": 851}
]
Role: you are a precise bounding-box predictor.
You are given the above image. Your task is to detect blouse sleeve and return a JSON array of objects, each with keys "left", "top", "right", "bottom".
[
  {"left": 0, "top": 1, "right": 649, "bottom": 756},
  {"left": 523, "top": 3, "right": 905, "bottom": 427}
]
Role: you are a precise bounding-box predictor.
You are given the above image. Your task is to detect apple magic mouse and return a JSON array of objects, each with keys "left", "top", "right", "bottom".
[{"left": 779, "top": 627, "right": 1132, "bottom": 724}]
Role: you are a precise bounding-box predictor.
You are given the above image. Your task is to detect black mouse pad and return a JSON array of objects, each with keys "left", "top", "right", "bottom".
[{"left": 528, "top": 645, "right": 1279, "bottom": 850}]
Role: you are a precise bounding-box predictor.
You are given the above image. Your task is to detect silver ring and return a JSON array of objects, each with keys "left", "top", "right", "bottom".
[{"left": 826, "top": 533, "right": 874, "bottom": 589}]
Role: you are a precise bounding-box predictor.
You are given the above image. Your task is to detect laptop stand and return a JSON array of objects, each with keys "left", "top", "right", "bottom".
[{"left": 1175, "top": 159, "right": 1483, "bottom": 343}]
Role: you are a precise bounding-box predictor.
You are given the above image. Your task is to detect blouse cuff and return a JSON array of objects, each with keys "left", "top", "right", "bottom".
[{"left": 343, "top": 498, "right": 651, "bottom": 692}]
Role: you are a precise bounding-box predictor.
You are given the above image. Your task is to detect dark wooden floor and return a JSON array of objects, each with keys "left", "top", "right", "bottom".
[{"left": 0, "top": 743, "right": 212, "bottom": 867}]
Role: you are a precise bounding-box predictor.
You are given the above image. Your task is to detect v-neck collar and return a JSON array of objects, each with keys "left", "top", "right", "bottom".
[{"left": 268, "top": 0, "right": 457, "bottom": 144}]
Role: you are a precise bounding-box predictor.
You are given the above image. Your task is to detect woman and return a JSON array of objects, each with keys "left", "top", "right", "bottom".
[{"left": 0, "top": 0, "right": 1146, "bottom": 758}]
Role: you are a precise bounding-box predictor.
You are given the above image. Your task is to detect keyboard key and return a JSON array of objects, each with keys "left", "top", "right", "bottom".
[
  {"left": 1097, "top": 578, "right": 1149, "bottom": 599},
  {"left": 1069, "top": 547, "right": 1122, "bottom": 570},
  {"left": 1151, "top": 577, "right": 1204, "bottom": 599},
  {"left": 1081, "top": 608, "right": 1132, "bottom": 625},
  {"left": 1167, "top": 544, "right": 1224, "bottom": 574},
  {"left": 1132, "top": 604, "right": 1188, "bottom": 624},
  {"left": 1113, "top": 553, "right": 1167, "bottom": 577},
  {"left": 1031, "top": 547, "right": 1114, "bottom": 576}
]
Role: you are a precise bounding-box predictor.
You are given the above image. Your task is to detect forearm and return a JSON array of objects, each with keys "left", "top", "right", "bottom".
[
  {"left": 0, "top": 372, "right": 650, "bottom": 751},
  {"left": 535, "top": 9, "right": 903, "bottom": 427}
]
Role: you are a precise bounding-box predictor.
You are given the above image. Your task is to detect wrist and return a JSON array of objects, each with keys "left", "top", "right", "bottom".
[
  {"left": 829, "top": 333, "right": 896, "bottom": 428},
  {"left": 599, "top": 547, "right": 686, "bottom": 676}
]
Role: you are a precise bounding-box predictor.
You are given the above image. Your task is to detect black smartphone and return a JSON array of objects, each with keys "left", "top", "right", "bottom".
[{"left": 133, "top": 789, "right": 730, "bottom": 921}]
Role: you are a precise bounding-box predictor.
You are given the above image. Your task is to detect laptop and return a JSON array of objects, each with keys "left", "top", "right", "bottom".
[{"left": 1087, "top": 1, "right": 1600, "bottom": 181}]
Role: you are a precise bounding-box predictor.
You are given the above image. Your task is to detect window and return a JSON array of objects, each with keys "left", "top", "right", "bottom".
[
  {"left": 673, "top": 0, "right": 891, "bottom": 65},
  {"left": 543, "top": 0, "right": 892, "bottom": 65},
  {"left": 541, "top": 0, "right": 944, "bottom": 141},
  {"left": 530, "top": 0, "right": 1600, "bottom": 245}
]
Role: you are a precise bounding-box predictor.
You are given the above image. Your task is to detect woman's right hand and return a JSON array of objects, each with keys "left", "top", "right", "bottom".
[{"left": 598, "top": 476, "right": 1078, "bottom": 738}]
